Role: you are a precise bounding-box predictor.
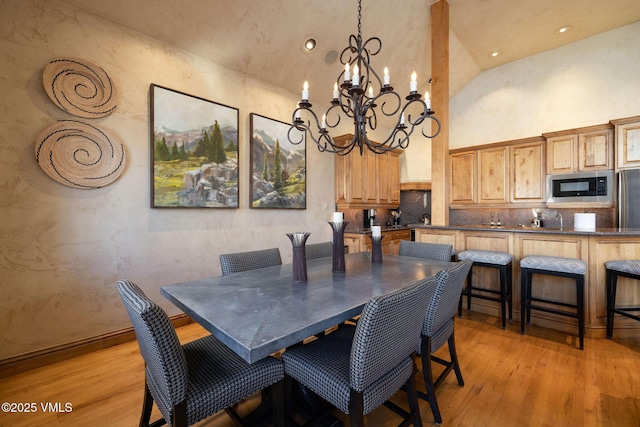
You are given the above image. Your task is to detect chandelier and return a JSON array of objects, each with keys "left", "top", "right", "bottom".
[{"left": 288, "top": 0, "right": 440, "bottom": 156}]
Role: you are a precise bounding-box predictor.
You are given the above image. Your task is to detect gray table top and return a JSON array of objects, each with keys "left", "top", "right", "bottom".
[{"left": 161, "top": 252, "right": 454, "bottom": 363}]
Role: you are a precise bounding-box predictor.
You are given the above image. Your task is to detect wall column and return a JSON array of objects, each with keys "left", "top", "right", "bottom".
[{"left": 430, "top": 0, "right": 449, "bottom": 225}]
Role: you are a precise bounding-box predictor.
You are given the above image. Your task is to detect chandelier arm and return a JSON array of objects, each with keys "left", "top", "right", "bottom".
[{"left": 421, "top": 114, "right": 442, "bottom": 139}]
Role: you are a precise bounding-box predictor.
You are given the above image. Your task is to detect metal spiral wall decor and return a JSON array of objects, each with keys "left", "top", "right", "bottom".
[
  {"left": 35, "top": 119, "right": 126, "bottom": 189},
  {"left": 42, "top": 57, "right": 118, "bottom": 118}
]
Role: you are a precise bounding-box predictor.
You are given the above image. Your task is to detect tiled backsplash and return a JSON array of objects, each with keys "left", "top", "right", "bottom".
[{"left": 340, "top": 189, "right": 616, "bottom": 229}]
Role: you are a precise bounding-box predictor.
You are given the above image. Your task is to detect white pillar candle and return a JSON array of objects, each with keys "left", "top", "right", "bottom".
[
  {"left": 371, "top": 225, "right": 381, "bottom": 237},
  {"left": 321, "top": 114, "right": 326, "bottom": 129},
  {"left": 333, "top": 82, "right": 339, "bottom": 99},
  {"left": 383, "top": 67, "right": 390, "bottom": 85},
  {"left": 302, "top": 81, "right": 309, "bottom": 100},
  {"left": 333, "top": 212, "right": 343, "bottom": 222},
  {"left": 344, "top": 63, "right": 351, "bottom": 82},
  {"left": 352, "top": 64, "right": 360, "bottom": 87},
  {"left": 410, "top": 71, "right": 417, "bottom": 92}
]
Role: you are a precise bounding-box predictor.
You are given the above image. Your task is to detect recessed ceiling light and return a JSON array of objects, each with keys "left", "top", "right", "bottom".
[
  {"left": 489, "top": 51, "right": 500, "bottom": 58},
  {"left": 303, "top": 38, "right": 316, "bottom": 52},
  {"left": 554, "top": 25, "right": 572, "bottom": 35}
]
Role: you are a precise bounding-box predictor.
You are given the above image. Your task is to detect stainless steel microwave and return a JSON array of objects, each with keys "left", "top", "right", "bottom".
[{"left": 546, "top": 170, "right": 614, "bottom": 204}]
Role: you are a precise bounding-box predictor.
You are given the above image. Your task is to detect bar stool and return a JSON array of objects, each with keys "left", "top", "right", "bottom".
[
  {"left": 520, "top": 255, "right": 587, "bottom": 350},
  {"left": 605, "top": 260, "right": 640, "bottom": 339},
  {"left": 457, "top": 250, "right": 513, "bottom": 329}
]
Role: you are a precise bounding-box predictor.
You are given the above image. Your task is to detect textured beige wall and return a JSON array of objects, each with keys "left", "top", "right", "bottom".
[
  {"left": 449, "top": 21, "right": 640, "bottom": 149},
  {"left": 0, "top": 0, "right": 340, "bottom": 359}
]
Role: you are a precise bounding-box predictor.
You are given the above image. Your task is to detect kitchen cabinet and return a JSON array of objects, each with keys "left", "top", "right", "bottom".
[
  {"left": 449, "top": 137, "right": 545, "bottom": 207},
  {"left": 544, "top": 124, "right": 613, "bottom": 174},
  {"left": 344, "top": 229, "right": 411, "bottom": 255},
  {"left": 477, "top": 146, "right": 509, "bottom": 204},
  {"left": 449, "top": 150, "right": 476, "bottom": 205},
  {"left": 510, "top": 138, "right": 545, "bottom": 203},
  {"left": 334, "top": 134, "right": 401, "bottom": 209},
  {"left": 611, "top": 116, "right": 640, "bottom": 170}
]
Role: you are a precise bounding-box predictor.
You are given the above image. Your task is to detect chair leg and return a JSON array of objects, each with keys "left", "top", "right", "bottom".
[
  {"left": 606, "top": 269, "right": 617, "bottom": 339},
  {"left": 507, "top": 264, "right": 513, "bottom": 321},
  {"left": 420, "top": 339, "right": 442, "bottom": 425},
  {"left": 520, "top": 268, "right": 528, "bottom": 334},
  {"left": 348, "top": 390, "right": 365, "bottom": 427},
  {"left": 466, "top": 266, "right": 474, "bottom": 312},
  {"left": 499, "top": 265, "right": 507, "bottom": 329},
  {"left": 447, "top": 332, "right": 464, "bottom": 386},
  {"left": 576, "top": 275, "right": 585, "bottom": 350},
  {"left": 271, "top": 380, "right": 286, "bottom": 427},
  {"left": 405, "top": 360, "right": 423, "bottom": 427},
  {"left": 140, "top": 382, "right": 154, "bottom": 427},
  {"left": 458, "top": 267, "right": 472, "bottom": 317}
]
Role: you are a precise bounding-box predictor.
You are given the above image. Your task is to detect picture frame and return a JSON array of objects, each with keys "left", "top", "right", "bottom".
[
  {"left": 249, "top": 113, "right": 306, "bottom": 209},
  {"left": 150, "top": 84, "right": 239, "bottom": 208}
]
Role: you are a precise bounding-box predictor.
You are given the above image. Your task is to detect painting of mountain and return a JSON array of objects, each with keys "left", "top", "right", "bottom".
[
  {"left": 151, "top": 84, "right": 239, "bottom": 208},
  {"left": 250, "top": 113, "right": 306, "bottom": 209}
]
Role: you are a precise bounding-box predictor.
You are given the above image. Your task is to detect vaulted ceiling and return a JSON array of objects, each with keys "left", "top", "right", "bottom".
[{"left": 59, "top": 0, "right": 640, "bottom": 99}]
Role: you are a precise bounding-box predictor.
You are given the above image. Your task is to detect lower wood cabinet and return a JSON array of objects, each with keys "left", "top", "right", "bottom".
[
  {"left": 413, "top": 227, "right": 640, "bottom": 339},
  {"left": 344, "top": 229, "right": 411, "bottom": 255}
]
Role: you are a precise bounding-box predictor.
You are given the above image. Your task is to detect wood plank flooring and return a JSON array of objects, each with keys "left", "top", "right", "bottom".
[{"left": 1, "top": 311, "right": 638, "bottom": 426}]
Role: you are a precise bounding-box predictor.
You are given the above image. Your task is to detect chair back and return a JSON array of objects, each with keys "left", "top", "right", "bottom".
[
  {"left": 423, "top": 260, "right": 473, "bottom": 339},
  {"left": 219, "top": 247, "right": 282, "bottom": 275},
  {"left": 305, "top": 241, "right": 334, "bottom": 260},
  {"left": 350, "top": 276, "right": 436, "bottom": 392},
  {"left": 116, "top": 280, "right": 187, "bottom": 420},
  {"left": 399, "top": 240, "right": 453, "bottom": 262}
]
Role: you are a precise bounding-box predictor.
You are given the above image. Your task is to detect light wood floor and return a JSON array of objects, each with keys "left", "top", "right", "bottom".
[{"left": 1, "top": 312, "right": 639, "bottom": 427}]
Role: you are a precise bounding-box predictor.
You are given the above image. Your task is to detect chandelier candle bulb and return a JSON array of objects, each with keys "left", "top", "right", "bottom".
[
  {"left": 368, "top": 86, "right": 374, "bottom": 98},
  {"left": 383, "top": 67, "right": 390, "bottom": 85},
  {"left": 425, "top": 91, "right": 431, "bottom": 109},
  {"left": 333, "top": 212, "right": 343, "bottom": 222},
  {"left": 344, "top": 63, "right": 351, "bottom": 82},
  {"left": 400, "top": 113, "right": 405, "bottom": 125},
  {"left": 302, "top": 81, "right": 309, "bottom": 101},
  {"left": 333, "top": 83, "right": 339, "bottom": 99},
  {"left": 352, "top": 64, "right": 360, "bottom": 86},
  {"left": 295, "top": 104, "right": 301, "bottom": 120},
  {"left": 410, "top": 71, "right": 417, "bottom": 92},
  {"left": 321, "top": 114, "right": 327, "bottom": 129}
]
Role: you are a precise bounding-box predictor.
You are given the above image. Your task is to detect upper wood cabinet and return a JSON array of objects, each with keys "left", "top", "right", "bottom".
[
  {"left": 544, "top": 124, "right": 613, "bottom": 174},
  {"left": 334, "top": 134, "right": 401, "bottom": 209},
  {"left": 510, "top": 138, "right": 546, "bottom": 203},
  {"left": 612, "top": 116, "right": 640, "bottom": 170},
  {"left": 449, "top": 150, "right": 476, "bottom": 205},
  {"left": 477, "top": 146, "right": 509, "bottom": 204}
]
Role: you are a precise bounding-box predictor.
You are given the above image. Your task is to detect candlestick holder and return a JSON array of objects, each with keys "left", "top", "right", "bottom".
[
  {"left": 370, "top": 235, "right": 385, "bottom": 263},
  {"left": 328, "top": 221, "right": 349, "bottom": 272},
  {"left": 287, "top": 232, "right": 311, "bottom": 283}
]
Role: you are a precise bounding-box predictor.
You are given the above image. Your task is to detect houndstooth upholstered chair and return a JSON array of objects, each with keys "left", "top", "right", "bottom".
[
  {"left": 116, "top": 280, "right": 285, "bottom": 427},
  {"left": 219, "top": 247, "right": 282, "bottom": 275},
  {"left": 304, "top": 241, "right": 335, "bottom": 260},
  {"left": 398, "top": 240, "right": 455, "bottom": 262},
  {"left": 417, "top": 259, "right": 473, "bottom": 425},
  {"left": 281, "top": 277, "right": 436, "bottom": 426}
]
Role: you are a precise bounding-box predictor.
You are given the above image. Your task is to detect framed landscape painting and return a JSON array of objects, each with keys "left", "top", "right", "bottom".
[
  {"left": 150, "top": 84, "right": 239, "bottom": 208},
  {"left": 249, "top": 113, "right": 306, "bottom": 209}
]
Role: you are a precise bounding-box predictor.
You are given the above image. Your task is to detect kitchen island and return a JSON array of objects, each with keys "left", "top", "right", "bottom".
[{"left": 412, "top": 224, "right": 640, "bottom": 339}]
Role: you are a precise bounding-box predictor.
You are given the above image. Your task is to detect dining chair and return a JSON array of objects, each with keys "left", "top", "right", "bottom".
[
  {"left": 305, "top": 241, "right": 334, "bottom": 260},
  {"left": 219, "top": 247, "right": 282, "bottom": 275},
  {"left": 281, "top": 277, "right": 435, "bottom": 427},
  {"left": 417, "top": 259, "right": 473, "bottom": 425},
  {"left": 116, "top": 280, "right": 285, "bottom": 427},
  {"left": 398, "top": 240, "right": 454, "bottom": 262}
]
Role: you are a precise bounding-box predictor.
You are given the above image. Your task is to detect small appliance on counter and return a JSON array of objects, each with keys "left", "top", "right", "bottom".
[{"left": 363, "top": 208, "right": 377, "bottom": 228}]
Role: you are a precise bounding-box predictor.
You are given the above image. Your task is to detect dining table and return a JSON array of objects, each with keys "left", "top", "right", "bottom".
[{"left": 161, "top": 252, "right": 456, "bottom": 364}]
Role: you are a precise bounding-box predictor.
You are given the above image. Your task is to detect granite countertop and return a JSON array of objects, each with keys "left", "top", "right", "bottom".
[
  {"left": 409, "top": 223, "right": 640, "bottom": 237},
  {"left": 344, "top": 225, "right": 413, "bottom": 234}
]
